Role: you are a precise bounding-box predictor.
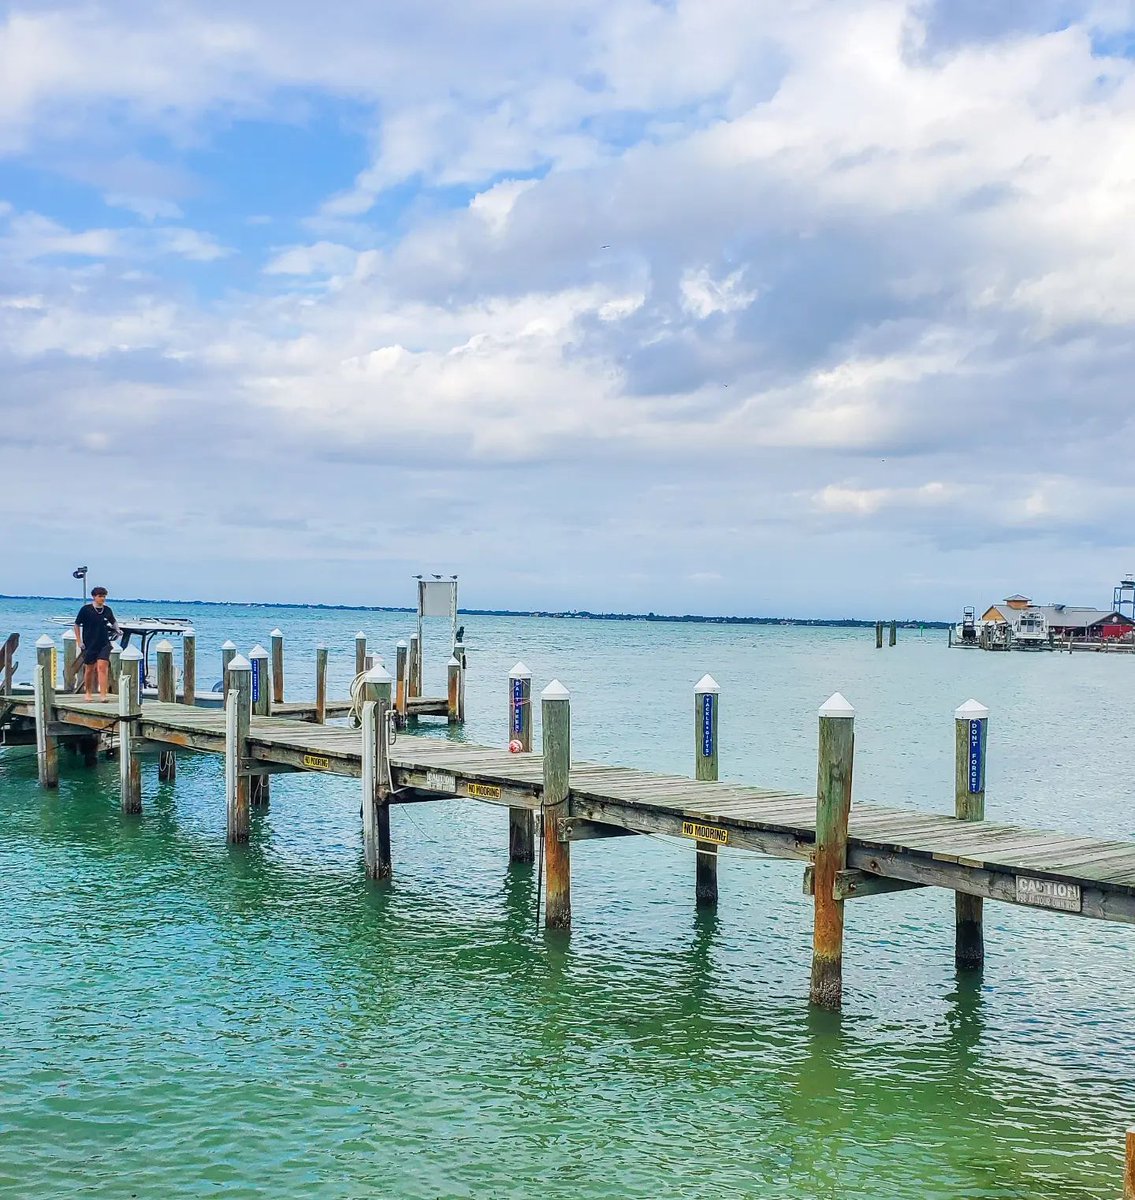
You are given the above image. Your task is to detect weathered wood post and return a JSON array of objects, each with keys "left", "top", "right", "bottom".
[
  {"left": 542, "top": 680, "right": 572, "bottom": 930},
  {"left": 109, "top": 645, "right": 121, "bottom": 694},
  {"left": 447, "top": 656, "right": 461, "bottom": 723},
  {"left": 118, "top": 646, "right": 143, "bottom": 814},
  {"left": 810, "top": 692, "right": 855, "bottom": 1010},
  {"left": 875, "top": 621, "right": 883, "bottom": 649},
  {"left": 249, "top": 645, "right": 271, "bottom": 807},
  {"left": 889, "top": 620, "right": 897, "bottom": 646},
  {"left": 457, "top": 645, "right": 466, "bottom": 722},
  {"left": 1125, "top": 1127, "right": 1134, "bottom": 1200},
  {"left": 694, "top": 674, "right": 720, "bottom": 907},
  {"left": 182, "top": 628, "right": 196, "bottom": 706},
  {"left": 354, "top": 632, "right": 367, "bottom": 680},
  {"left": 409, "top": 633, "right": 422, "bottom": 699},
  {"left": 225, "top": 655, "right": 252, "bottom": 844},
  {"left": 221, "top": 641, "right": 237, "bottom": 700},
  {"left": 954, "top": 698, "right": 988, "bottom": 971},
  {"left": 34, "top": 635, "right": 58, "bottom": 788},
  {"left": 270, "top": 628, "right": 284, "bottom": 705},
  {"left": 156, "top": 639, "right": 176, "bottom": 782},
  {"left": 315, "top": 643, "right": 328, "bottom": 724},
  {"left": 394, "top": 640, "right": 408, "bottom": 720},
  {"left": 508, "top": 663, "right": 534, "bottom": 863},
  {"left": 360, "top": 663, "right": 393, "bottom": 880},
  {"left": 62, "top": 630, "right": 77, "bottom": 693}
]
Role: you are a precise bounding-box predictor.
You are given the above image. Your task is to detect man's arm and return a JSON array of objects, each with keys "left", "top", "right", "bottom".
[{"left": 74, "top": 609, "right": 84, "bottom": 651}]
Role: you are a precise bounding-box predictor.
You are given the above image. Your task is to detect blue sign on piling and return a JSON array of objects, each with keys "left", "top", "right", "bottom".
[
  {"left": 512, "top": 678, "right": 523, "bottom": 736},
  {"left": 252, "top": 658, "right": 261, "bottom": 704},
  {"left": 701, "top": 693, "right": 714, "bottom": 759},
  {"left": 968, "top": 719, "right": 984, "bottom": 793}
]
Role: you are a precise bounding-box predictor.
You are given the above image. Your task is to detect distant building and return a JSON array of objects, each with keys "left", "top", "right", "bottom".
[{"left": 982, "top": 596, "right": 1135, "bottom": 640}]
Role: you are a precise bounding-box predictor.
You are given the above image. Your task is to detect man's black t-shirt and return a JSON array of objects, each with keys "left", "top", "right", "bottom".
[{"left": 75, "top": 603, "right": 117, "bottom": 652}]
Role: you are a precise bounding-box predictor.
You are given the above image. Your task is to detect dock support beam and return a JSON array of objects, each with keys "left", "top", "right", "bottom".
[
  {"left": 810, "top": 692, "right": 855, "bottom": 1010},
  {"left": 508, "top": 663, "right": 534, "bottom": 862},
  {"left": 221, "top": 641, "right": 236, "bottom": 700},
  {"left": 361, "top": 664, "right": 393, "bottom": 880},
  {"left": 225, "top": 656, "right": 252, "bottom": 843},
  {"left": 249, "top": 645, "right": 271, "bottom": 806},
  {"left": 395, "top": 641, "right": 408, "bottom": 721},
  {"left": 694, "top": 674, "right": 720, "bottom": 907},
  {"left": 409, "top": 633, "right": 422, "bottom": 700},
  {"left": 34, "top": 636, "right": 58, "bottom": 788},
  {"left": 447, "top": 657, "right": 460, "bottom": 723},
  {"left": 315, "top": 643, "right": 328, "bottom": 724},
  {"left": 156, "top": 639, "right": 176, "bottom": 782},
  {"left": 875, "top": 621, "right": 883, "bottom": 649},
  {"left": 270, "top": 628, "right": 284, "bottom": 706},
  {"left": 954, "top": 699, "right": 988, "bottom": 970},
  {"left": 542, "top": 680, "right": 571, "bottom": 930},
  {"left": 118, "top": 647, "right": 142, "bottom": 814},
  {"left": 889, "top": 620, "right": 897, "bottom": 647},
  {"left": 355, "top": 632, "right": 367, "bottom": 680},
  {"left": 182, "top": 628, "right": 195, "bottom": 706}
]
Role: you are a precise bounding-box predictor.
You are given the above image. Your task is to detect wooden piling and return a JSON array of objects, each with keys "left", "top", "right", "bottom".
[
  {"left": 118, "top": 647, "right": 142, "bottom": 814},
  {"left": 270, "top": 628, "right": 284, "bottom": 706},
  {"left": 954, "top": 699, "right": 988, "bottom": 970},
  {"left": 542, "top": 680, "right": 571, "bottom": 930},
  {"left": 315, "top": 644, "right": 328, "bottom": 724},
  {"left": 1125, "top": 1127, "right": 1134, "bottom": 1200},
  {"left": 360, "top": 664, "right": 393, "bottom": 879},
  {"left": 875, "top": 621, "right": 883, "bottom": 649},
  {"left": 109, "top": 645, "right": 121, "bottom": 694},
  {"left": 447, "top": 656, "right": 460, "bottom": 723},
  {"left": 221, "top": 641, "right": 236, "bottom": 700},
  {"left": 62, "top": 630, "right": 77, "bottom": 694},
  {"left": 249, "top": 645, "right": 270, "bottom": 806},
  {"left": 694, "top": 674, "right": 720, "bottom": 907},
  {"left": 156, "top": 640, "right": 176, "bottom": 782},
  {"left": 182, "top": 628, "right": 195, "bottom": 706},
  {"left": 34, "top": 636, "right": 58, "bottom": 788},
  {"left": 395, "top": 640, "right": 408, "bottom": 719},
  {"left": 225, "top": 655, "right": 252, "bottom": 844},
  {"left": 355, "top": 632, "right": 367, "bottom": 680},
  {"left": 889, "top": 620, "right": 897, "bottom": 647},
  {"left": 810, "top": 692, "right": 855, "bottom": 1010},
  {"left": 508, "top": 662, "right": 534, "bottom": 863},
  {"left": 409, "top": 633, "right": 422, "bottom": 699}
]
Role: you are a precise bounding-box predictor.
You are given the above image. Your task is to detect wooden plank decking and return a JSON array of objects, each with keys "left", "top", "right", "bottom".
[{"left": 8, "top": 692, "right": 1134, "bottom": 924}]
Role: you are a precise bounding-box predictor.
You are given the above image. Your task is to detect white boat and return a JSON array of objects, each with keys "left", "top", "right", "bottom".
[{"left": 1012, "top": 608, "right": 1051, "bottom": 650}]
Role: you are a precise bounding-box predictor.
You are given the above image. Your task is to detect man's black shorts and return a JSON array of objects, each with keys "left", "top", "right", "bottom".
[{"left": 82, "top": 644, "right": 111, "bottom": 666}]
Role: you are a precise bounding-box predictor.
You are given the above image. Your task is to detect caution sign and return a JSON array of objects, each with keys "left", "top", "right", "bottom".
[
  {"left": 302, "top": 754, "right": 331, "bottom": 770},
  {"left": 466, "top": 782, "right": 502, "bottom": 801},
  {"left": 681, "top": 820, "right": 728, "bottom": 846}
]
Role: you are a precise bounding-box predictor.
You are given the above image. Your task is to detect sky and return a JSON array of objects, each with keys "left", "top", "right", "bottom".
[{"left": 2, "top": 0, "right": 1135, "bottom": 619}]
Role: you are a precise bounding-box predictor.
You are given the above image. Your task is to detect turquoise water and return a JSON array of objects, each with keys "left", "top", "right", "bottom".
[{"left": 0, "top": 597, "right": 1132, "bottom": 1198}]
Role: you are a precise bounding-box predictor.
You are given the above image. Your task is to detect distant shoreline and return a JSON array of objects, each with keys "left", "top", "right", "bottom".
[{"left": 0, "top": 593, "right": 950, "bottom": 630}]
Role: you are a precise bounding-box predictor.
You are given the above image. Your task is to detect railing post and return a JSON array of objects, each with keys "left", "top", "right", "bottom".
[
  {"left": 225, "top": 655, "right": 252, "bottom": 844},
  {"left": 447, "top": 656, "right": 460, "bottom": 723},
  {"left": 156, "top": 639, "right": 177, "bottom": 782},
  {"left": 542, "top": 680, "right": 571, "bottom": 930},
  {"left": 810, "top": 692, "right": 855, "bottom": 1010},
  {"left": 249, "top": 644, "right": 270, "bottom": 807},
  {"left": 270, "top": 628, "right": 284, "bottom": 705},
  {"left": 694, "top": 674, "right": 720, "bottom": 907},
  {"left": 315, "top": 643, "right": 328, "bottom": 724},
  {"left": 34, "top": 635, "right": 58, "bottom": 788},
  {"left": 62, "top": 630, "right": 77, "bottom": 693},
  {"left": 355, "top": 631, "right": 367, "bottom": 680},
  {"left": 508, "top": 662, "right": 534, "bottom": 863},
  {"left": 118, "top": 646, "right": 142, "bottom": 814},
  {"left": 182, "top": 628, "right": 196, "bottom": 706},
  {"left": 955, "top": 699, "right": 988, "bottom": 970},
  {"left": 221, "top": 641, "right": 236, "bottom": 700},
  {"left": 395, "top": 640, "right": 408, "bottom": 721},
  {"left": 360, "top": 664, "right": 393, "bottom": 880}
]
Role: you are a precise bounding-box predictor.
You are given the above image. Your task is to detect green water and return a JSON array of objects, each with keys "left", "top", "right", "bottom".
[{"left": 1, "top": 598, "right": 1132, "bottom": 1198}]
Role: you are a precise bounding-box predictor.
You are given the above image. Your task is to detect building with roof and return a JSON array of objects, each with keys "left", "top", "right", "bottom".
[{"left": 982, "top": 597, "right": 1135, "bottom": 641}]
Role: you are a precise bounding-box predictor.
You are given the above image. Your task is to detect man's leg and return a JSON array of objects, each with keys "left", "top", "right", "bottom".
[
  {"left": 96, "top": 658, "right": 109, "bottom": 698},
  {"left": 83, "top": 661, "right": 96, "bottom": 700}
]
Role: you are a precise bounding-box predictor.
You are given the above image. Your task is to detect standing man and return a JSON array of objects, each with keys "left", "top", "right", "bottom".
[{"left": 74, "top": 587, "right": 119, "bottom": 701}]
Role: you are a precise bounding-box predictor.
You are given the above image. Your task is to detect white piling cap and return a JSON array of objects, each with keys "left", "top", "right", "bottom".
[
  {"left": 955, "top": 698, "right": 989, "bottom": 720},
  {"left": 156, "top": 639, "right": 174, "bottom": 653},
  {"left": 396, "top": 639, "right": 407, "bottom": 648},
  {"left": 36, "top": 634, "right": 54, "bottom": 648},
  {"left": 248, "top": 643, "right": 268, "bottom": 658},
  {"left": 270, "top": 628, "right": 283, "bottom": 638},
  {"left": 221, "top": 640, "right": 236, "bottom": 650},
  {"left": 819, "top": 692, "right": 855, "bottom": 718},
  {"left": 121, "top": 645, "right": 143, "bottom": 661},
  {"left": 184, "top": 627, "right": 195, "bottom": 637},
  {"left": 62, "top": 629, "right": 76, "bottom": 641},
  {"left": 228, "top": 654, "right": 251, "bottom": 670},
  {"left": 356, "top": 631, "right": 367, "bottom": 640},
  {"left": 447, "top": 656, "right": 460, "bottom": 667},
  {"left": 364, "top": 662, "right": 392, "bottom": 683},
  {"left": 316, "top": 641, "right": 327, "bottom": 651},
  {"left": 542, "top": 679, "right": 570, "bottom": 701},
  {"left": 694, "top": 673, "right": 720, "bottom": 694},
  {"left": 509, "top": 661, "right": 531, "bottom": 679}
]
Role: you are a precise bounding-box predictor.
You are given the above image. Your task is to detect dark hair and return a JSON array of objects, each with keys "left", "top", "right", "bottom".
[{"left": 91, "top": 586, "right": 108, "bottom": 596}]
